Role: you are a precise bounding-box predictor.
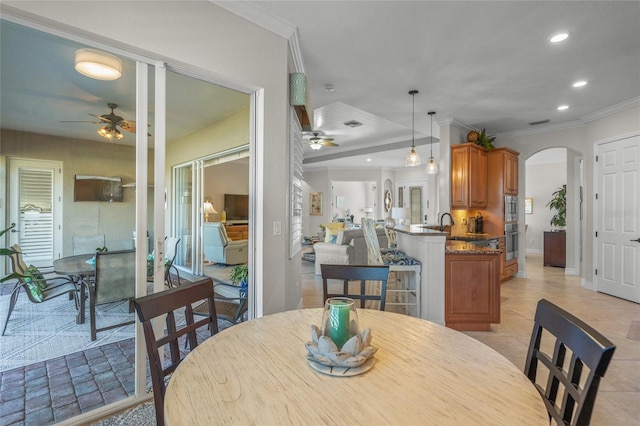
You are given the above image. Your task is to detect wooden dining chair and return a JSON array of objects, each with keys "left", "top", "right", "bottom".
[
  {"left": 133, "top": 278, "right": 219, "bottom": 426},
  {"left": 320, "top": 264, "right": 390, "bottom": 310},
  {"left": 524, "top": 299, "right": 616, "bottom": 426}
]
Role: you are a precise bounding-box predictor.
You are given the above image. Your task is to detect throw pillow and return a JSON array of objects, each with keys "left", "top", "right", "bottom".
[
  {"left": 22, "top": 277, "right": 44, "bottom": 303},
  {"left": 324, "top": 222, "right": 344, "bottom": 243},
  {"left": 26, "top": 265, "right": 46, "bottom": 290}
]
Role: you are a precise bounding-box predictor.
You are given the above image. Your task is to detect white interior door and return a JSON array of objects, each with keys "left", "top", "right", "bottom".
[
  {"left": 8, "top": 158, "right": 63, "bottom": 267},
  {"left": 596, "top": 134, "right": 640, "bottom": 302}
]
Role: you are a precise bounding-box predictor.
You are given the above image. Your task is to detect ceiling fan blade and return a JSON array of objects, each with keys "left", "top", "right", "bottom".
[
  {"left": 59, "top": 120, "right": 102, "bottom": 124},
  {"left": 321, "top": 138, "right": 339, "bottom": 147},
  {"left": 119, "top": 120, "right": 137, "bottom": 133},
  {"left": 89, "top": 113, "right": 113, "bottom": 124}
]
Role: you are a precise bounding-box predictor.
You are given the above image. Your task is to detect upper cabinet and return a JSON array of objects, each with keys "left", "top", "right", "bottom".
[
  {"left": 451, "top": 143, "right": 488, "bottom": 209},
  {"left": 487, "top": 147, "right": 519, "bottom": 196},
  {"left": 503, "top": 150, "right": 519, "bottom": 195}
]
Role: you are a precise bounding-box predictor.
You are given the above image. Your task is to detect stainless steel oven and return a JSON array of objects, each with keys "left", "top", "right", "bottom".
[
  {"left": 505, "top": 195, "right": 518, "bottom": 223},
  {"left": 505, "top": 223, "right": 518, "bottom": 261}
]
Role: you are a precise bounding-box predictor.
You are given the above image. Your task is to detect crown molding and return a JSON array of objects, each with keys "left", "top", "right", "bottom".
[
  {"left": 580, "top": 96, "right": 640, "bottom": 123},
  {"left": 496, "top": 120, "right": 586, "bottom": 138}
]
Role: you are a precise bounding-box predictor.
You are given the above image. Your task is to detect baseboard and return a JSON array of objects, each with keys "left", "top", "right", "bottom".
[
  {"left": 565, "top": 268, "right": 579, "bottom": 276},
  {"left": 526, "top": 248, "right": 542, "bottom": 254},
  {"left": 581, "top": 277, "right": 595, "bottom": 291}
]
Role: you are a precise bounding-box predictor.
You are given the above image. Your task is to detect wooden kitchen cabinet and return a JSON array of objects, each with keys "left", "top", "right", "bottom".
[
  {"left": 445, "top": 253, "right": 500, "bottom": 331},
  {"left": 497, "top": 236, "right": 517, "bottom": 282},
  {"left": 488, "top": 147, "right": 519, "bottom": 196},
  {"left": 451, "top": 143, "right": 488, "bottom": 209},
  {"left": 544, "top": 231, "right": 566, "bottom": 267}
]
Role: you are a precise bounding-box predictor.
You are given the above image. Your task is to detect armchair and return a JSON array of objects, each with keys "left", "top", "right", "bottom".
[{"left": 203, "top": 222, "right": 248, "bottom": 265}]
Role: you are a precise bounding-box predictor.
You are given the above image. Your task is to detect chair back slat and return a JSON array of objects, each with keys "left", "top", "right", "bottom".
[
  {"left": 524, "top": 299, "right": 616, "bottom": 426},
  {"left": 133, "top": 278, "right": 218, "bottom": 426},
  {"left": 321, "top": 264, "right": 389, "bottom": 310}
]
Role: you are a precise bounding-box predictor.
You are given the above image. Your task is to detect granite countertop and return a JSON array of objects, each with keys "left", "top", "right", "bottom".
[
  {"left": 445, "top": 240, "right": 502, "bottom": 255},
  {"left": 447, "top": 233, "right": 504, "bottom": 241},
  {"left": 389, "top": 224, "right": 448, "bottom": 236}
]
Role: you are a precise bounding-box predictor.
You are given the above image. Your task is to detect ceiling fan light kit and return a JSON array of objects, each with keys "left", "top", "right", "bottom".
[
  {"left": 405, "top": 90, "right": 422, "bottom": 167},
  {"left": 98, "top": 125, "right": 124, "bottom": 140},
  {"left": 74, "top": 49, "right": 122, "bottom": 81},
  {"left": 426, "top": 111, "right": 439, "bottom": 175}
]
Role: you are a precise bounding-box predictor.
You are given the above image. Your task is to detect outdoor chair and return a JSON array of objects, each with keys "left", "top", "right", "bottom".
[
  {"left": 524, "top": 299, "right": 616, "bottom": 426},
  {"left": 90, "top": 249, "right": 136, "bottom": 341},
  {"left": 164, "top": 237, "right": 181, "bottom": 287},
  {"left": 212, "top": 282, "right": 248, "bottom": 323},
  {"left": 2, "top": 244, "right": 78, "bottom": 336},
  {"left": 321, "top": 264, "right": 390, "bottom": 310},
  {"left": 361, "top": 218, "right": 421, "bottom": 315},
  {"left": 133, "top": 278, "right": 219, "bottom": 426}
]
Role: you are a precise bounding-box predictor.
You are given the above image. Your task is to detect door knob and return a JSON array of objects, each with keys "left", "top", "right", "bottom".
[{"left": 631, "top": 238, "right": 640, "bottom": 243}]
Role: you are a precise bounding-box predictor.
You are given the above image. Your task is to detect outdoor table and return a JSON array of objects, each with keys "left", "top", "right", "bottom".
[{"left": 53, "top": 254, "right": 95, "bottom": 324}]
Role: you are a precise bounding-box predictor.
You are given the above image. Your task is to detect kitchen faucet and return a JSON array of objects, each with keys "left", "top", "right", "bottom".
[{"left": 439, "top": 213, "right": 455, "bottom": 232}]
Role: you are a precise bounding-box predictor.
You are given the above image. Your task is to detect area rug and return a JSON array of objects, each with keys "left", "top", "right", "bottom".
[{"left": 0, "top": 286, "right": 136, "bottom": 372}]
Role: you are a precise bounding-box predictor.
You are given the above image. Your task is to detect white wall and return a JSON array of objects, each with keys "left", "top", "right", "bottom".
[{"left": 524, "top": 152, "right": 567, "bottom": 254}]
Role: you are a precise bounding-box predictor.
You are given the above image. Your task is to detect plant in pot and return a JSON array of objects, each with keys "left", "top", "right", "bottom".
[
  {"left": 475, "top": 128, "right": 496, "bottom": 151},
  {"left": 229, "top": 264, "right": 249, "bottom": 289},
  {"left": 546, "top": 184, "right": 567, "bottom": 230}
]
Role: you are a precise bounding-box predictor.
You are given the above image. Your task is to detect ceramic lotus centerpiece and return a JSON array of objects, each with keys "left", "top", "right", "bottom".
[{"left": 306, "top": 325, "right": 377, "bottom": 368}]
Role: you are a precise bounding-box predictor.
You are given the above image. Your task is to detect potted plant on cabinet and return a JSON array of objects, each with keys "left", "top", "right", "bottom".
[{"left": 546, "top": 184, "right": 567, "bottom": 230}]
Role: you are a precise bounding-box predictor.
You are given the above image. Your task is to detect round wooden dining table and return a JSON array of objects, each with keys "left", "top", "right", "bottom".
[{"left": 164, "top": 308, "right": 548, "bottom": 425}]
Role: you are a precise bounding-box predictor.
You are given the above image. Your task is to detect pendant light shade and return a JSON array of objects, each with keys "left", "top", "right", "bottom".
[
  {"left": 426, "top": 111, "right": 439, "bottom": 174},
  {"left": 405, "top": 90, "right": 422, "bottom": 167}
]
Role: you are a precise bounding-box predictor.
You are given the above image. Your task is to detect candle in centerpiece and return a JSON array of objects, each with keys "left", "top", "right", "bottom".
[{"left": 324, "top": 298, "right": 355, "bottom": 349}]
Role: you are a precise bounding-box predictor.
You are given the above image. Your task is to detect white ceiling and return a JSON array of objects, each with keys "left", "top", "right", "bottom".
[
  {"left": 222, "top": 0, "right": 640, "bottom": 170},
  {"left": 1, "top": 2, "right": 639, "bottom": 172}
]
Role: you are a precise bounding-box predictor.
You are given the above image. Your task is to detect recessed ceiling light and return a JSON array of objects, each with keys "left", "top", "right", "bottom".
[
  {"left": 366, "top": 158, "right": 372, "bottom": 162},
  {"left": 557, "top": 105, "right": 569, "bottom": 111},
  {"left": 572, "top": 80, "right": 588, "bottom": 88},
  {"left": 324, "top": 84, "right": 335, "bottom": 92},
  {"left": 550, "top": 32, "right": 569, "bottom": 43}
]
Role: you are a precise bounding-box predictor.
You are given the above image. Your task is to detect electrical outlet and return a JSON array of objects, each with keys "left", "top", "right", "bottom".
[{"left": 273, "top": 221, "right": 282, "bottom": 236}]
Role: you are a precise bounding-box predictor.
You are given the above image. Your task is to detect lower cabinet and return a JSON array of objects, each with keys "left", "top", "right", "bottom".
[
  {"left": 544, "top": 231, "right": 566, "bottom": 267},
  {"left": 498, "top": 236, "right": 517, "bottom": 282},
  {"left": 445, "top": 253, "right": 500, "bottom": 331}
]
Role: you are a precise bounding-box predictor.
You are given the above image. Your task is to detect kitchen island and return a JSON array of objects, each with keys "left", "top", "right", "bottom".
[{"left": 391, "top": 225, "right": 502, "bottom": 330}]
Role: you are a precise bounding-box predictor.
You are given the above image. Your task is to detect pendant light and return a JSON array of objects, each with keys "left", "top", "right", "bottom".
[
  {"left": 405, "top": 90, "right": 422, "bottom": 167},
  {"left": 426, "top": 111, "right": 439, "bottom": 174}
]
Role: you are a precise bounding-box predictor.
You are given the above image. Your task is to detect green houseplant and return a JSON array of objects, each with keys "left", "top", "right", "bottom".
[
  {"left": 475, "top": 128, "right": 496, "bottom": 151},
  {"left": 546, "top": 184, "right": 567, "bottom": 229},
  {"left": 229, "top": 264, "right": 249, "bottom": 287}
]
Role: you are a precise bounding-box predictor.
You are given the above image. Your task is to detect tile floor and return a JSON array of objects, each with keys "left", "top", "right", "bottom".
[{"left": 301, "top": 254, "right": 640, "bottom": 425}]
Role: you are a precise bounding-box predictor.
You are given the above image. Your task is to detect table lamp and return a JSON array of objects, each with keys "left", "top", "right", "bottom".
[
  {"left": 391, "top": 207, "right": 410, "bottom": 226},
  {"left": 203, "top": 201, "right": 217, "bottom": 222}
]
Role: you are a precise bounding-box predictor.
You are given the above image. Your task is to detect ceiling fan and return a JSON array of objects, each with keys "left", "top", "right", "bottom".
[
  {"left": 61, "top": 102, "right": 147, "bottom": 141},
  {"left": 304, "top": 131, "right": 339, "bottom": 151}
]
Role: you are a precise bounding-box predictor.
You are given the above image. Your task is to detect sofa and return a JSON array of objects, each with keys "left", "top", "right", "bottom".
[{"left": 313, "top": 227, "right": 388, "bottom": 275}]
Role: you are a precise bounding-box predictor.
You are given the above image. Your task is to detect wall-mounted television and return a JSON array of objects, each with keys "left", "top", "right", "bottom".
[
  {"left": 224, "top": 194, "right": 249, "bottom": 220},
  {"left": 74, "top": 175, "right": 123, "bottom": 202}
]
